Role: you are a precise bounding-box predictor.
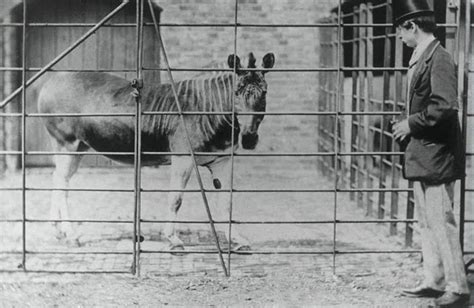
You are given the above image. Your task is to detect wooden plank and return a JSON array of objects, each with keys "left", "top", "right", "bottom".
[
  {"left": 111, "top": 0, "right": 129, "bottom": 80},
  {"left": 80, "top": 0, "right": 110, "bottom": 167},
  {"left": 25, "top": 0, "right": 57, "bottom": 166},
  {"left": 3, "top": 13, "right": 21, "bottom": 172},
  {"left": 25, "top": 0, "right": 69, "bottom": 166},
  {"left": 97, "top": 0, "right": 114, "bottom": 72},
  {"left": 0, "top": 21, "right": 5, "bottom": 173},
  {"left": 24, "top": 4, "right": 44, "bottom": 165},
  {"left": 143, "top": 5, "right": 161, "bottom": 84},
  {"left": 445, "top": 0, "right": 457, "bottom": 57},
  {"left": 81, "top": 0, "right": 99, "bottom": 71},
  {"left": 14, "top": 1, "right": 163, "bottom": 168}
]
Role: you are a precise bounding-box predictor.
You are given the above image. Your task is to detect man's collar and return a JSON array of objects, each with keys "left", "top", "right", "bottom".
[{"left": 409, "top": 35, "right": 436, "bottom": 67}]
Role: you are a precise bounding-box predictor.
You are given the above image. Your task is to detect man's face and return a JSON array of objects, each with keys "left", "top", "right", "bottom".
[{"left": 397, "top": 23, "right": 417, "bottom": 48}]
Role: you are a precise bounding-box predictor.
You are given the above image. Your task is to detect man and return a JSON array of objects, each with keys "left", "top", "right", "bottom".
[{"left": 391, "top": 0, "right": 470, "bottom": 307}]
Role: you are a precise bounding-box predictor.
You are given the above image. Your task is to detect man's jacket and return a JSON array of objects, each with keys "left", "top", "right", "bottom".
[{"left": 403, "top": 39, "right": 464, "bottom": 184}]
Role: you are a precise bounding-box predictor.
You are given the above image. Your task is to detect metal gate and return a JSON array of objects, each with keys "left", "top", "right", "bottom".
[{"left": 0, "top": 0, "right": 472, "bottom": 276}]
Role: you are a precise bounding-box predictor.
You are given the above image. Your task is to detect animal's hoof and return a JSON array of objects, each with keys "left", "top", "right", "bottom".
[
  {"left": 70, "top": 238, "right": 82, "bottom": 247},
  {"left": 55, "top": 231, "right": 67, "bottom": 241},
  {"left": 169, "top": 244, "right": 185, "bottom": 256},
  {"left": 233, "top": 244, "right": 252, "bottom": 255}
]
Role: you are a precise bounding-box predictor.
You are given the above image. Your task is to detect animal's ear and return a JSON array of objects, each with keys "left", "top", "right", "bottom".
[
  {"left": 262, "top": 52, "right": 275, "bottom": 73},
  {"left": 227, "top": 54, "right": 241, "bottom": 71},
  {"left": 248, "top": 52, "right": 257, "bottom": 68}
]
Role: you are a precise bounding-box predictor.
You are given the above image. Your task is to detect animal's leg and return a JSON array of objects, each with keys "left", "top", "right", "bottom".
[
  {"left": 208, "top": 158, "right": 251, "bottom": 251},
  {"left": 51, "top": 140, "right": 83, "bottom": 240},
  {"left": 163, "top": 156, "right": 193, "bottom": 250}
]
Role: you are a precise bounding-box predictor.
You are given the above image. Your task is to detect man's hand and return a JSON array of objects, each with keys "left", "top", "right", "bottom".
[{"left": 392, "top": 119, "right": 411, "bottom": 141}]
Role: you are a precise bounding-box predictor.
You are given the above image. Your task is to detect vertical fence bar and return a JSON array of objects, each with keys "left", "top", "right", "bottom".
[
  {"left": 319, "top": 16, "right": 334, "bottom": 178},
  {"left": 20, "top": 0, "right": 27, "bottom": 270},
  {"left": 401, "top": 0, "right": 412, "bottom": 247},
  {"left": 358, "top": 4, "right": 367, "bottom": 211},
  {"left": 337, "top": 22, "right": 346, "bottom": 188},
  {"left": 132, "top": 0, "right": 144, "bottom": 276},
  {"left": 332, "top": 0, "right": 343, "bottom": 273},
  {"left": 391, "top": 5, "right": 404, "bottom": 239},
  {"left": 227, "top": 0, "right": 239, "bottom": 274},
  {"left": 365, "top": 2, "right": 374, "bottom": 217},
  {"left": 387, "top": 2, "right": 400, "bottom": 237},
  {"left": 405, "top": 182, "right": 414, "bottom": 246},
  {"left": 459, "top": 0, "right": 470, "bottom": 251},
  {"left": 317, "top": 25, "right": 326, "bottom": 175},
  {"left": 378, "top": 1, "right": 392, "bottom": 221},
  {"left": 349, "top": 5, "right": 359, "bottom": 202}
]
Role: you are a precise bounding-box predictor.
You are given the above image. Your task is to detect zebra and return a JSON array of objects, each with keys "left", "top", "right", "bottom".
[{"left": 38, "top": 52, "right": 275, "bottom": 251}]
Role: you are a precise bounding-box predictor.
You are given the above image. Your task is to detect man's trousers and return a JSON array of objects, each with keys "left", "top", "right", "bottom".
[{"left": 413, "top": 181, "right": 469, "bottom": 294}]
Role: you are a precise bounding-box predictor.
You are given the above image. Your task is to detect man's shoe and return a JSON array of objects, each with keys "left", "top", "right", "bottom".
[
  {"left": 433, "top": 292, "right": 470, "bottom": 307},
  {"left": 401, "top": 285, "right": 444, "bottom": 298}
]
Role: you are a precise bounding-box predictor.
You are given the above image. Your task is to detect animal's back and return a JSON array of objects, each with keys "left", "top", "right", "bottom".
[
  {"left": 38, "top": 72, "right": 133, "bottom": 114},
  {"left": 38, "top": 72, "right": 172, "bottom": 165}
]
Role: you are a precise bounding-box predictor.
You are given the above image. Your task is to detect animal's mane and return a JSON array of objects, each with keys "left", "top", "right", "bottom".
[
  {"left": 140, "top": 71, "right": 236, "bottom": 141},
  {"left": 194, "top": 56, "right": 250, "bottom": 78}
]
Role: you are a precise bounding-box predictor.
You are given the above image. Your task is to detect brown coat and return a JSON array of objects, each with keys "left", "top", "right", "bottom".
[{"left": 403, "top": 40, "right": 464, "bottom": 184}]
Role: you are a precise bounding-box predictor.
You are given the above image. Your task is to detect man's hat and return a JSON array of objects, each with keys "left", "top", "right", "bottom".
[{"left": 392, "top": 0, "right": 434, "bottom": 25}]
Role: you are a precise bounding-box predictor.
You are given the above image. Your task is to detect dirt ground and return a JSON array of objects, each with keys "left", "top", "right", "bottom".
[
  {"left": 0, "top": 259, "right": 472, "bottom": 307},
  {"left": 0, "top": 162, "right": 473, "bottom": 306}
]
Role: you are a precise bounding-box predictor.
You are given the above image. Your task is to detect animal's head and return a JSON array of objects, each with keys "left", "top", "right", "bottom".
[{"left": 227, "top": 52, "right": 275, "bottom": 150}]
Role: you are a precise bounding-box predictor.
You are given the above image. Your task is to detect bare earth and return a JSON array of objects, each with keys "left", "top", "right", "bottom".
[{"left": 0, "top": 162, "right": 472, "bottom": 306}]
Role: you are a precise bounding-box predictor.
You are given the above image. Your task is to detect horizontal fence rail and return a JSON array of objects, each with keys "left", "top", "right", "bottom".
[{"left": 0, "top": 22, "right": 460, "bottom": 28}]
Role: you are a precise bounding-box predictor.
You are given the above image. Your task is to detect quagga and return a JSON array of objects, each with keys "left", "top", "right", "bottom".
[{"left": 38, "top": 52, "right": 275, "bottom": 251}]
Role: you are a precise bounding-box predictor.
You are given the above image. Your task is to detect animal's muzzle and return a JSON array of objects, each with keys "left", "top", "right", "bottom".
[{"left": 241, "top": 132, "right": 259, "bottom": 150}]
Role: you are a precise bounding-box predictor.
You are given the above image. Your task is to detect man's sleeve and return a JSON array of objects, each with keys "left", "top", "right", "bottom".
[{"left": 407, "top": 51, "right": 458, "bottom": 137}]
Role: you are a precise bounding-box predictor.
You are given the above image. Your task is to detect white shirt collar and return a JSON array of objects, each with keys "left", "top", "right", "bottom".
[{"left": 409, "top": 35, "right": 436, "bottom": 67}]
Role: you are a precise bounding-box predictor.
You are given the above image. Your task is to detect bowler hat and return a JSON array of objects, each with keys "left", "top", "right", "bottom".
[{"left": 392, "top": 0, "right": 434, "bottom": 25}]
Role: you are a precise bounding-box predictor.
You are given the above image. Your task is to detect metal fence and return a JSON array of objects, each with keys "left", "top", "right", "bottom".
[
  {"left": 0, "top": 0, "right": 472, "bottom": 276},
  {"left": 318, "top": 0, "right": 473, "bottom": 263}
]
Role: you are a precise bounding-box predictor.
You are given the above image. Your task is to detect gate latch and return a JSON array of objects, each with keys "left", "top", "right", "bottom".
[
  {"left": 447, "top": 0, "right": 458, "bottom": 10},
  {"left": 131, "top": 78, "right": 144, "bottom": 98}
]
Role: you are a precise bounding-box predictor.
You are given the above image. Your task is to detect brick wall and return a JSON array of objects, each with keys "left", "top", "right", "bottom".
[{"left": 157, "top": 0, "right": 334, "bottom": 153}]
